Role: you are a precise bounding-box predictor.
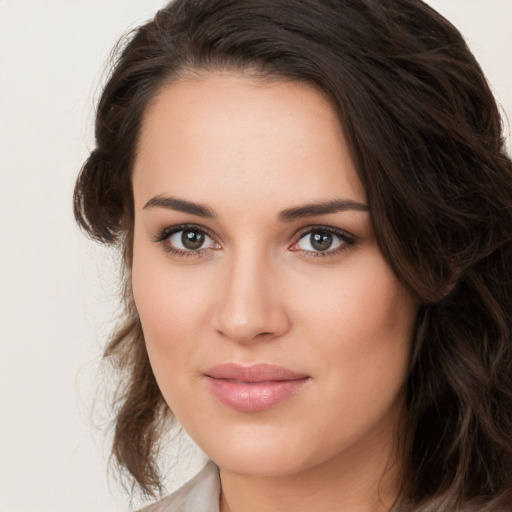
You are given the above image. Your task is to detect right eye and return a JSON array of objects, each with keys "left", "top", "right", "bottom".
[
  {"left": 155, "top": 225, "right": 221, "bottom": 256},
  {"left": 169, "top": 229, "right": 211, "bottom": 250}
]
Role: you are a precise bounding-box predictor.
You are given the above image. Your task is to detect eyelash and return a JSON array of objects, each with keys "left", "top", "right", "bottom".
[
  {"left": 153, "top": 224, "right": 219, "bottom": 258},
  {"left": 153, "top": 224, "right": 356, "bottom": 259},
  {"left": 291, "top": 226, "right": 356, "bottom": 259}
]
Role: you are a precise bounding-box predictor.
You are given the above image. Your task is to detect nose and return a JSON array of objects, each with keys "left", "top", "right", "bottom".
[{"left": 213, "top": 250, "right": 291, "bottom": 344}]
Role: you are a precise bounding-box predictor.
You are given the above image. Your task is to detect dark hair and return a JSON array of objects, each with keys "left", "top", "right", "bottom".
[{"left": 74, "top": 0, "right": 512, "bottom": 509}]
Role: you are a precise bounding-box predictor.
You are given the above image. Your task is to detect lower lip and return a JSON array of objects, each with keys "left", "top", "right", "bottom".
[{"left": 205, "top": 377, "right": 310, "bottom": 412}]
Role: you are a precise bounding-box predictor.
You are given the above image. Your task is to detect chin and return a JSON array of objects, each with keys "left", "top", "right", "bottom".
[
  {"left": 213, "top": 450, "right": 312, "bottom": 478},
  {"left": 193, "top": 424, "right": 328, "bottom": 478}
]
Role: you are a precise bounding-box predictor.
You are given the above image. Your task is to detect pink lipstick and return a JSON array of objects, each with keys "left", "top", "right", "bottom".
[{"left": 204, "top": 363, "right": 310, "bottom": 412}]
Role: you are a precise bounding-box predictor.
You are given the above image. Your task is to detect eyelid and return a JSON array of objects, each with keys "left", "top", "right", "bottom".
[
  {"left": 289, "top": 225, "right": 357, "bottom": 256},
  {"left": 153, "top": 223, "right": 216, "bottom": 243},
  {"left": 292, "top": 225, "right": 356, "bottom": 243},
  {"left": 153, "top": 223, "right": 221, "bottom": 257}
]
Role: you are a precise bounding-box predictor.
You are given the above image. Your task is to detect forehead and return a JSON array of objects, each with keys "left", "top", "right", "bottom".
[{"left": 133, "top": 72, "right": 366, "bottom": 211}]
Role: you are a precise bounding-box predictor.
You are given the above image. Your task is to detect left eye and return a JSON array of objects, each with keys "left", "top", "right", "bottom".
[
  {"left": 168, "top": 229, "right": 215, "bottom": 251},
  {"left": 296, "top": 229, "right": 345, "bottom": 252}
]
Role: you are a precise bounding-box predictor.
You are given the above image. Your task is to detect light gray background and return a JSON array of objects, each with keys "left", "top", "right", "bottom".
[{"left": 0, "top": 1, "right": 510, "bottom": 511}]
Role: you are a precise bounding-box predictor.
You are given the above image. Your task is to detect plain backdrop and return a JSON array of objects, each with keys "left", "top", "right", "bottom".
[{"left": 0, "top": 1, "right": 510, "bottom": 511}]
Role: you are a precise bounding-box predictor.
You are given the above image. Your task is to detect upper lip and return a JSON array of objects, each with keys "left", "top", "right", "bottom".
[{"left": 204, "top": 363, "right": 309, "bottom": 382}]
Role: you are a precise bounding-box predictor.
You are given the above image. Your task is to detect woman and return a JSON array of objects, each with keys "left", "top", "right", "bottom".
[{"left": 74, "top": 0, "right": 512, "bottom": 510}]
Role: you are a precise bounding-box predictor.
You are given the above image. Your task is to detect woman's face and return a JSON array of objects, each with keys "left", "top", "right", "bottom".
[{"left": 131, "top": 73, "right": 417, "bottom": 478}]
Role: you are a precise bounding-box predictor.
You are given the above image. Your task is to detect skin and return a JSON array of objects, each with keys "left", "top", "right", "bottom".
[{"left": 131, "top": 72, "right": 418, "bottom": 512}]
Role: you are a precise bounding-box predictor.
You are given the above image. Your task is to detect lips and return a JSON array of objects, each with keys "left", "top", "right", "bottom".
[{"left": 204, "top": 363, "right": 310, "bottom": 412}]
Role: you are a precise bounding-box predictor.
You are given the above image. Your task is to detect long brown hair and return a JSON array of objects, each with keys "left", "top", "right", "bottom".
[{"left": 74, "top": 0, "right": 512, "bottom": 509}]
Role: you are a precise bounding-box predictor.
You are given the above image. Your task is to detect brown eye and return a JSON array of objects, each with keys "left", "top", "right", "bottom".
[
  {"left": 167, "top": 228, "right": 213, "bottom": 251},
  {"left": 181, "top": 230, "right": 205, "bottom": 250},
  {"left": 297, "top": 229, "right": 343, "bottom": 252},
  {"left": 310, "top": 232, "right": 333, "bottom": 251}
]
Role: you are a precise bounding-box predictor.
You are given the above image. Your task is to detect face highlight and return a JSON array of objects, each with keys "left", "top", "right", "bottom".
[{"left": 131, "top": 73, "right": 417, "bottom": 484}]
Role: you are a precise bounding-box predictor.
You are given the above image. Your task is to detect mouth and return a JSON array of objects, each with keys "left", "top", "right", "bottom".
[{"left": 204, "top": 363, "right": 311, "bottom": 412}]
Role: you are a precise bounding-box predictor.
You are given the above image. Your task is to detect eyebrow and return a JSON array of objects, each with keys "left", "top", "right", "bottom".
[
  {"left": 277, "top": 198, "right": 369, "bottom": 222},
  {"left": 143, "top": 195, "right": 219, "bottom": 219},
  {"left": 142, "top": 195, "right": 369, "bottom": 221}
]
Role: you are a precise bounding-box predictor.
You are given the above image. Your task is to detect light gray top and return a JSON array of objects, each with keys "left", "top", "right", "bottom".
[{"left": 139, "top": 462, "right": 220, "bottom": 512}]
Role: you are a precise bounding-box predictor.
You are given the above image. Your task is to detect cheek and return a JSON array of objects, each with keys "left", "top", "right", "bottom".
[
  {"left": 131, "top": 238, "right": 208, "bottom": 386},
  {"left": 344, "top": 267, "right": 415, "bottom": 348},
  {"left": 297, "top": 252, "right": 416, "bottom": 396},
  {"left": 132, "top": 235, "right": 210, "bottom": 338},
  {"left": 297, "top": 256, "right": 415, "bottom": 340}
]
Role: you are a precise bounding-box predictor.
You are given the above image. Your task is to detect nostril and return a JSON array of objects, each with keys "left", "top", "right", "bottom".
[{"left": 256, "top": 332, "right": 273, "bottom": 338}]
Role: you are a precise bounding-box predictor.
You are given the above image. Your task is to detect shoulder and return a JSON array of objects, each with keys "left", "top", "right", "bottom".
[{"left": 138, "top": 462, "right": 220, "bottom": 512}]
